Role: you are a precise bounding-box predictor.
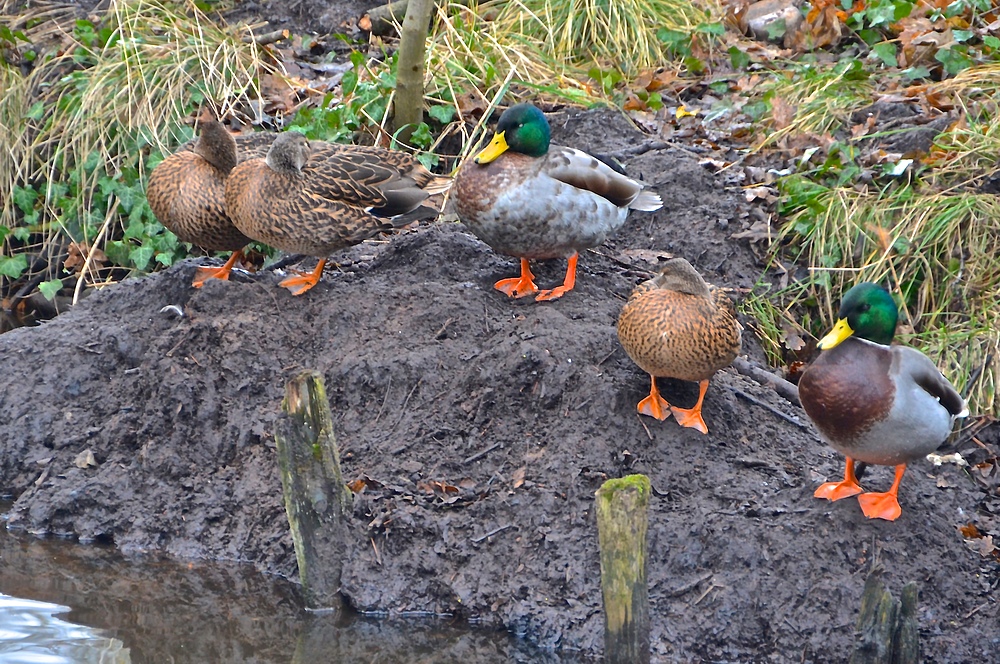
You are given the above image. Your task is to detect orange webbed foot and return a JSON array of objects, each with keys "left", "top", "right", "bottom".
[
  {"left": 668, "top": 379, "right": 710, "bottom": 434},
  {"left": 814, "top": 480, "right": 864, "bottom": 501},
  {"left": 192, "top": 250, "right": 243, "bottom": 288},
  {"left": 279, "top": 259, "right": 327, "bottom": 296},
  {"left": 535, "top": 252, "right": 578, "bottom": 302},
  {"left": 814, "top": 457, "right": 864, "bottom": 501},
  {"left": 670, "top": 406, "right": 708, "bottom": 435},
  {"left": 856, "top": 464, "right": 906, "bottom": 520},
  {"left": 857, "top": 491, "right": 903, "bottom": 521},
  {"left": 636, "top": 375, "right": 671, "bottom": 421},
  {"left": 637, "top": 393, "right": 672, "bottom": 421},
  {"left": 495, "top": 258, "right": 538, "bottom": 298}
]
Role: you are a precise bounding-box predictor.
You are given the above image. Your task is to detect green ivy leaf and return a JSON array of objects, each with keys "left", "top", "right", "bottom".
[
  {"left": 428, "top": 104, "right": 456, "bottom": 124},
  {"left": 872, "top": 42, "right": 898, "bottom": 67},
  {"left": 12, "top": 186, "right": 38, "bottom": 214},
  {"left": 0, "top": 254, "right": 28, "bottom": 279},
  {"left": 409, "top": 122, "right": 434, "bottom": 149},
  {"left": 729, "top": 46, "right": 750, "bottom": 70},
  {"left": 38, "top": 279, "right": 63, "bottom": 301},
  {"left": 129, "top": 245, "right": 154, "bottom": 271},
  {"left": 935, "top": 45, "right": 973, "bottom": 75}
]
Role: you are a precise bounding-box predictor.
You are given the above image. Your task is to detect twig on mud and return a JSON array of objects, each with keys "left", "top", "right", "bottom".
[
  {"left": 371, "top": 537, "right": 383, "bottom": 565},
  {"left": 731, "top": 357, "right": 800, "bottom": 406},
  {"left": 463, "top": 442, "right": 500, "bottom": 465},
  {"left": 726, "top": 385, "right": 811, "bottom": 431},
  {"left": 471, "top": 523, "right": 513, "bottom": 543},
  {"left": 432, "top": 317, "right": 454, "bottom": 340},
  {"left": 597, "top": 347, "right": 618, "bottom": 366},
  {"left": 374, "top": 376, "right": 392, "bottom": 424},
  {"left": 693, "top": 579, "right": 724, "bottom": 605},
  {"left": 243, "top": 29, "right": 288, "bottom": 46},
  {"left": 663, "top": 572, "right": 713, "bottom": 598},
  {"left": 390, "top": 378, "right": 422, "bottom": 430},
  {"left": 637, "top": 415, "right": 654, "bottom": 441}
]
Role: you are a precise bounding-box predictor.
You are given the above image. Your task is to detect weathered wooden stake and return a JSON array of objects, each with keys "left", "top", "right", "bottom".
[
  {"left": 850, "top": 572, "right": 920, "bottom": 664},
  {"left": 596, "top": 474, "right": 651, "bottom": 664},
  {"left": 275, "top": 370, "right": 352, "bottom": 609}
]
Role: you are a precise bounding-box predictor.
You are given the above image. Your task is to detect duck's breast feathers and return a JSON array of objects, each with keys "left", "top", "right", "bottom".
[
  {"left": 543, "top": 146, "right": 662, "bottom": 211},
  {"left": 617, "top": 285, "right": 741, "bottom": 382},
  {"left": 798, "top": 338, "right": 896, "bottom": 444}
]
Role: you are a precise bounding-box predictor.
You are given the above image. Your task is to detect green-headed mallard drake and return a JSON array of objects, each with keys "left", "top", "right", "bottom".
[
  {"left": 453, "top": 103, "right": 662, "bottom": 302},
  {"left": 146, "top": 108, "right": 272, "bottom": 288},
  {"left": 224, "top": 131, "right": 451, "bottom": 296},
  {"left": 798, "top": 282, "right": 969, "bottom": 521},
  {"left": 616, "top": 257, "right": 741, "bottom": 434}
]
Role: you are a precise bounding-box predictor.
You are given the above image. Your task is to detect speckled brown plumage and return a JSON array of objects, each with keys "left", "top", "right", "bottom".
[
  {"left": 146, "top": 111, "right": 255, "bottom": 252},
  {"left": 224, "top": 131, "right": 450, "bottom": 295},
  {"left": 616, "top": 258, "right": 741, "bottom": 433}
]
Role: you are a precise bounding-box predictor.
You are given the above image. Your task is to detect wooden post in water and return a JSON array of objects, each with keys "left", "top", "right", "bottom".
[
  {"left": 849, "top": 572, "right": 920, "bottom": 664},
  {"left": 275, "top": 370, "right": 352, "bottom": 609},
  {"left": 596, "top": 474, "right": 651, "bottom": 664}
]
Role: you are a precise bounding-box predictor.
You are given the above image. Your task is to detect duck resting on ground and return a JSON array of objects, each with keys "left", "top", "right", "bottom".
[
  {"left": 224, "top": 131, "right": 451, "bottom": 296},
  {"left": 798, "top": 282, "right": 969, "bottom": 521},
  {"left": 146, "top": 108, "right": 272, "bottom": 288},
  {"left": 616, "top": 257, "right": 741, "bottom": 434},
  {"left": 453, "top": 103, "right": 662, "bottom": 302}
]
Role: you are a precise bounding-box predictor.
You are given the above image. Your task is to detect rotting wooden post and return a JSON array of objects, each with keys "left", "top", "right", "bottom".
[
  {"left": 596, "top": 474, "right": 651, "bottom": 664},
  {"left": 892, "top": 583, "right": 919, "bottom": 664},
  {"left": 275, "top": 370, "right": 352, "bottom": 609},
  {"left": 849, "top": 572, "right": 919, "bottom": 664}
]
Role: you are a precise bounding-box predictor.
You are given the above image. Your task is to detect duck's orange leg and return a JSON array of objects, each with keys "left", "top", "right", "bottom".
[
  {"left": 495, "top": 258, "right": 538, "bottom": 298},
  {"left": 814, "top": 457, "right": 864, "bottom": 501},
  {"left": 192, "top": 249, "right": 244, "bottom": 288},
  {"left": 279, "top": 258, "right": 327, "bottom": 296},
  {"left": 670, "top": 379, "right": 711, "bottom": 434},
  {"left": 857, "top": 464, "right": 905, "bottom": 521},
  {"left": 637, "top": 374, "right": 672, "bottom": 421},
  {"left": 536, "top": 252, "right": 579, "bottom": 302}
]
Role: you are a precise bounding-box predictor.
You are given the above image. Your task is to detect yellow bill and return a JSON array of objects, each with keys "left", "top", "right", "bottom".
[
  {"left": 474, "top": 131, "right": 509, "bottom": 164},
  {"left": 817, "top": 318, "right": 854, "bottom": 350}
]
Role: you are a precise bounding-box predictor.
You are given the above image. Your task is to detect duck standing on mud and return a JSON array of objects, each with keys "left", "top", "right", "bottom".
[
  {"left": 616, "top": 257, "right": 741, "bottom": 434},
  {"left": 225, "top": 131, "right": 451, "bottom": 296},
  {"left": 453, "top": 103, "right": 662, "bottom": 301},
  {"left": 146, "top": 108, "right": 272, "bottom": 288},
  {"left": 798, "top": 282, "right": 969, "bottom": 521}
]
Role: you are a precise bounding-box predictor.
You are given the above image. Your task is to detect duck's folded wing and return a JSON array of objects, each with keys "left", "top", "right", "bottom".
[
  {"left": 897, "top": 346, "right": 969, "bottom": 417},
  {"left": 543, "top": 146, "right": 662, "bottom": 210}
]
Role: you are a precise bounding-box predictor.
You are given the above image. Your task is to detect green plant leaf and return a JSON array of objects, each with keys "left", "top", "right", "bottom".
[
  {"left": 729, "top": 46, "right": 750, "bottom": 70},
  {"left": 129, "top": 245, "right": 154, "bottom": 271},
  {"left": 12, "top": 186, "right": 38, "bottom": 214},
  {"left": 38, "top": 279, "right": 63, "bottom": 301},
  {"left": 0, "top": 254, "right": 28, "bottom": 279},
  {"left": 872, "top": 42, "right": 898, "bottom": 67},
  {"left": 428, "top": 104, "right": 456, "bottom": 124}
]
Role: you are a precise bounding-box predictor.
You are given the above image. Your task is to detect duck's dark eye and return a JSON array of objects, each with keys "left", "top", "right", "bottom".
[{"left": 859, "top": 304, "right": 871, "bottom": 312}]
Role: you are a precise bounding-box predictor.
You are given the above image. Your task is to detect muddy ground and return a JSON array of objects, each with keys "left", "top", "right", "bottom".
[{"left": 1, "top": 107, "right": 999, "bottom": 661}]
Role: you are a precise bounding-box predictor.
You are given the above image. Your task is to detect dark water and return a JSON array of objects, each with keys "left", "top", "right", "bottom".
[{"left": 0, "top": 524, "right": 580, "bottom": 663}]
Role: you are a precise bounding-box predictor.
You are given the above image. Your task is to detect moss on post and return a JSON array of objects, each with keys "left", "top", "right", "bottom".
[
  {"left": 850, "top": 572, "right": 920, "bottom": 664},
  {"left": 596, "top": 474, "right": 651, "bottom": 664},
  {"left": 276, "top": 370, "right": 352, "bottom": 609}
]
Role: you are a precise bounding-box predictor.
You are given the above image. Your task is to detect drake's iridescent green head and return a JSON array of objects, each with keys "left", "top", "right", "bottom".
[
  {"left": 818, "top": 282, "right": 898, "bottom": 349},
  {"left": 474, "top": 103, "right": 551, "bottom": 164}
]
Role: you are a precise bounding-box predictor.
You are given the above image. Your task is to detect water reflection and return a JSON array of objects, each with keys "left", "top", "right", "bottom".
[
  {"left": 0, "top": 594, "right": 129, "bottom": 664},
  {"left": 0, "top": 527, "right": 577, "bottom": 663}
]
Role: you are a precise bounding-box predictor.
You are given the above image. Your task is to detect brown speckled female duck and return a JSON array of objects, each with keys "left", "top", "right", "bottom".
[
  {"left": 454, "top": 103, "right": 662, "bottom": 301},
  {"left": 146, "top": 109, "right": 272, "bottom": 288},
  {"left": 798, "top": 282, "right": 968, "bottom": 521},
  {"left": 616, "top": 257, "right": 741, "bottom": 434},
  {"left": 224, "top": 131, "right": 451, "bottom": 295}
]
